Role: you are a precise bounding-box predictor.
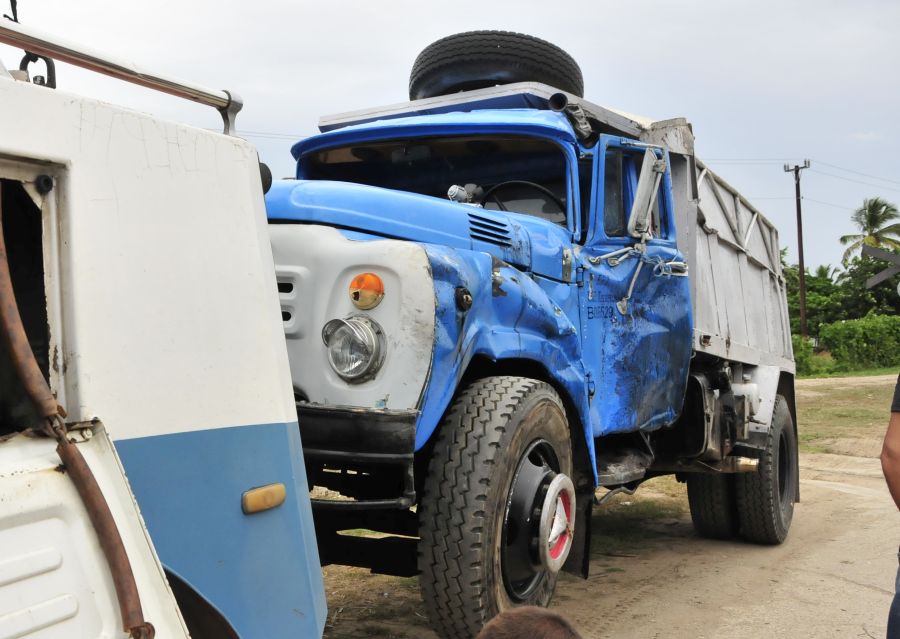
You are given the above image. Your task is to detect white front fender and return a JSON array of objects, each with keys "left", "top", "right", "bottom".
[{"left": 270, "top": 224, "right": 435, "bottom": 411}]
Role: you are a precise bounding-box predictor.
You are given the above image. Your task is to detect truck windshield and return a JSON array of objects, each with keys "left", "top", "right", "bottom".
[{"left": 300, "top": 134, "right": 569, "bottom": 225}]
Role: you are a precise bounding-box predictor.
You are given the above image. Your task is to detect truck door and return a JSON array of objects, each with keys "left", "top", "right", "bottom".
[{"left": 578, "top": 136, "right": 693, "bottom": 438}]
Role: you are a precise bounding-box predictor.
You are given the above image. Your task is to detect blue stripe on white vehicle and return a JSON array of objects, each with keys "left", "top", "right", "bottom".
[{"left": 116, "top": 421, "right": 326, "bottom": 639}]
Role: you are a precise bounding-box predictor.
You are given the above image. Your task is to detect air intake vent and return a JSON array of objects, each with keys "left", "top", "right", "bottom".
[{"left": 468, "top": 212, "right": 512, "bottom": 248}]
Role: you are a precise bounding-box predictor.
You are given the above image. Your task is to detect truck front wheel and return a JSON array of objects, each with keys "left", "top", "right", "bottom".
[
  {"left": 735, "top": 395, "right": 798, "bottom": 544},
  {"left": 418, "top": 376, "right": 574, "bottom": 639}
]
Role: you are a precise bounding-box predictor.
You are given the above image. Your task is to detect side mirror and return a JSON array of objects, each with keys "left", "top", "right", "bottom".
[{"left": 627, "top": 149, "right": 666, "bottom": 238}]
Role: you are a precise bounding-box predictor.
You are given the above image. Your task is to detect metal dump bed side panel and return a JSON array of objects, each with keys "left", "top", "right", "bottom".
[{"left": 684, "top": 160, "right": 793, "bottom": 371}]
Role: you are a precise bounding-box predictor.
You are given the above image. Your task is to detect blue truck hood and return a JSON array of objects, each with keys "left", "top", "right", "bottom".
[{"left": 267, "top": 179, "right": 573, "bottom": 280}]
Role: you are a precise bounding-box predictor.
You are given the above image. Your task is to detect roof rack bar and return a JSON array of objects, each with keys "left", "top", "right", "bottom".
[{"left": 0, "top": 20, "right": 242, "bottom": 135}]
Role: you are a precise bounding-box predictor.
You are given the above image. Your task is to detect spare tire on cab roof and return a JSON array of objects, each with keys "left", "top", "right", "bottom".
[{"left": 408, "top": 31, "right": 584, "bottom": 101}]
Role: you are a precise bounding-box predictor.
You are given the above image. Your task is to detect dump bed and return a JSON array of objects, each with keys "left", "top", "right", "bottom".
[
  {"left": 685, "top": 160, "right": 793, "bottom": 370},
  {"left": 318, "top": 81, "right": 794, "bottom": 372}
]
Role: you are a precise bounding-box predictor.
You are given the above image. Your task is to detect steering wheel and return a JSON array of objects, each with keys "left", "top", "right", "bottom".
[{"left": 480, "top": 180, "right": 566, "bottom": 214}]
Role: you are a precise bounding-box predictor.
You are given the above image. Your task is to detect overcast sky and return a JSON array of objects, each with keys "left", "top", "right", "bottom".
[{"left": 2, "top": 0, "right": 898, "bottom": 269}]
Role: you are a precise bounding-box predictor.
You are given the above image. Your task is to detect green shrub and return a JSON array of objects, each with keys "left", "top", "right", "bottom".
[
  {"left": 818, "top": 314, "right": 900, "bottom": 369},
  {"left": 792, "top": 334, "right": 815, "bottom": 376}
]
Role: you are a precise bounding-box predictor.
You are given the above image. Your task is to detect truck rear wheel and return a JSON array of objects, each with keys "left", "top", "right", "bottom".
[
  {"left": 418, "top": 376, "right": 574, "bottom": 639},
  {"left": 686, "top": 474, "right": 738, "bottom": 539},
  {"left": 409, "top": 31, "right": 584, "bottom": 101},
  {"left": 735, "top": 395, "right": 797, "bottom": 544}
]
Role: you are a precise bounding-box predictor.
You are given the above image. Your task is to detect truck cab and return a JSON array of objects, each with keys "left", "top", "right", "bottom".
[
  {"left": 268, "top": 32, "right": 797, "bottom": 639},
  {"left": 270, "top": 105, "right": 694, "bottom": 482}
]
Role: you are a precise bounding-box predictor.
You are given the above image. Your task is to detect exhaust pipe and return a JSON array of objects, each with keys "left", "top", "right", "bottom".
[
  {"left": 722, "top": 456, "right": 759, "bottom": 473},
  {"left": 548, "top": 92, "right": 568, "bottom": 112},
  {"left": 546, "top": 92, "right": 592, "bottom": 140}
]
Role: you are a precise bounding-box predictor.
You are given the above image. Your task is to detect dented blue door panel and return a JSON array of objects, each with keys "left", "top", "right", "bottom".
[{"left": 579, "top": 136, "right": 693, "bottom": 437}]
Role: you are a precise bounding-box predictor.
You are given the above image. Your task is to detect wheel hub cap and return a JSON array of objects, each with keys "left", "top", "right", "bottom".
[
  {"left": 538, "top": 473, "right": 576, "bottom": 573},
  {"left": 501, "top": 439, "right": 575, "bottom": 601}
]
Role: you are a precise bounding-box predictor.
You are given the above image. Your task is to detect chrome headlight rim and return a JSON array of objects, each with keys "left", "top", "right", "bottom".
[{"left": 321, "top": 315, "right": 386, "bottom": 383}]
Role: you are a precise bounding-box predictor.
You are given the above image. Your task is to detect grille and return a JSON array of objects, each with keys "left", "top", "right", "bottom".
[{"left": 468, "top": 212, "right": 512, "bottom": 248}]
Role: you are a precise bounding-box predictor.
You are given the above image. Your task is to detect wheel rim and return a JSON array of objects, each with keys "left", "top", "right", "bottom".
[{"left": 501, "top": 439, "right": 573, "bottom": 601}]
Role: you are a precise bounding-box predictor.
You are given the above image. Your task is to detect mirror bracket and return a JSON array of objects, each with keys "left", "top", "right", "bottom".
[{"left": 627, "top": 148, "right": 667, "bottom": 239}]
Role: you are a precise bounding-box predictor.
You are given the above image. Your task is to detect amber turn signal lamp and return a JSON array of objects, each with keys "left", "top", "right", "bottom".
[
  {"left": 242, "top": 483, "right": 286, "bottom": 514},
  {"left": 349, "top": 272, "right": 385, "bottom": 310}
]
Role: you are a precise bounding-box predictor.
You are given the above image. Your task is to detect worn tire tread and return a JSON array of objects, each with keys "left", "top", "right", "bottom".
[
  {"left": 735, "top": 396, "right": 796, "bottom": 545},
  {"left": 409, "top": 31, "right": 584, "bottom": 100},
  {"left": 417, "top": 376, "right": 560, "bottom": 639},
  {"left": 686, "top": 473, "right": 738, "bottom": 540}
]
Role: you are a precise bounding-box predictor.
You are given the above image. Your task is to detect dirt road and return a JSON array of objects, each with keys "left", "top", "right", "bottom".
[
  {"left": 322, "top": 375, "right": 899, "bottom": 638},
  {"left": 557, "top": 453, "right": 895, "bottom": 638}
]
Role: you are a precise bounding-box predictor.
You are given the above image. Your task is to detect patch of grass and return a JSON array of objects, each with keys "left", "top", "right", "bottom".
[
  {"left": 800, "top": 365, "right": 897, "bottom": 379},
  {"left": 797, "top": 430, "right": 828, "bottom": 454},
  {"left": 796, "top": 376, "right": 894, "bottom": 455},
  {"left": 641, "top": 474, "right": 688, "bottom": 499},
  {"left": 796, "top": 347, "right": 898, "bottom": 379},
  {"left": 591, "top": 488, "right": 687, "bottom": 556},
  {"left": 322, "top": 567, "right": 431, "bottom": 639}
]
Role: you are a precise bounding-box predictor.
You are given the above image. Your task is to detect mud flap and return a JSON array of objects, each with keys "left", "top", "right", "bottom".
[{"left": 561, "top": 488, "right": 593, "bottom": 578}]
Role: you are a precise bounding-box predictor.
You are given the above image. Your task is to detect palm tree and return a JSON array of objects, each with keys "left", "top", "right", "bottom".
[
  {"left": 812, "top": 264, "right": 834, "bottom": 281},
  {"left": 839, "top": 197, "right": 900, "bottom": 262}
]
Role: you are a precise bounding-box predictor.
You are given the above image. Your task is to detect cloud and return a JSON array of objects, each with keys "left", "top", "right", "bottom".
[{"left": 847, "top": 132, "right": 879, "bottom": 142}]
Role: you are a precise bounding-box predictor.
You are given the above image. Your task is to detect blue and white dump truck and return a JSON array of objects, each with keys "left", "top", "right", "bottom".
[
  {"left": 268, "top": 32, "right": 798, "bottom": 639},
  {"left": 0, "top": 21, "right": 325, "bottom": 638}
]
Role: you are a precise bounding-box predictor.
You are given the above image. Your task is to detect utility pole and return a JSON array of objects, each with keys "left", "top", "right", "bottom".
[{"left": 784, "top": 159, "right": 811, "bottom": 338}]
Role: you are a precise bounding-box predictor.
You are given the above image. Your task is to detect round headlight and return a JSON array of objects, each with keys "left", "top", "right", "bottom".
[{"left": 321, "top": 316, "right": 385, "bottom": 382}]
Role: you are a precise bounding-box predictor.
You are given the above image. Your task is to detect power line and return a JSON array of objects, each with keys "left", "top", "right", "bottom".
[
  {"left": 808, "top": 168, "right": 900, "bottom": 194},
  {"left": 705, "top": 158, "right": 900, "bottom": 188},
  {"left": 810, "top": 159, "right": 900, "bottom": 187},
  {"left": 802, "top": 197, "right": 856, "bottom": 211},
  {"left": 703, "top": 158, "right": 799, "bottom": 162},
  {"left": 742, "top": 196, "right": 859, "bottom": 211}
]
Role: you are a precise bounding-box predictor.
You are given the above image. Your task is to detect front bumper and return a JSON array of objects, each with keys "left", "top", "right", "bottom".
[{"left": 298, "top": 403, "right": 417, "bottom": 510}]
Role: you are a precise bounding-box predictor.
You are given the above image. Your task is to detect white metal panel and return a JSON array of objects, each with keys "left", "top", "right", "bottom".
[
  {"left": 270, "top": 224, "right": 435, "bottom": 410},
  {"left": 687, "top": 160, "right": 793, "bottom": 372},
  {"left": 707, "top": 235, "right": 731, "bottom": 341},
  {"left": 0, "top": 75, "right": 296, "bottom": 440},
  {"left": 0, "top": 425, "right": 188, "bottom": 638}
]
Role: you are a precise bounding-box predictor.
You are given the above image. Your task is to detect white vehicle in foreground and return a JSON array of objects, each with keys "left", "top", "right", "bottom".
[{"left": 0, "top": 18, "right": 325, "bottom": 639}]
